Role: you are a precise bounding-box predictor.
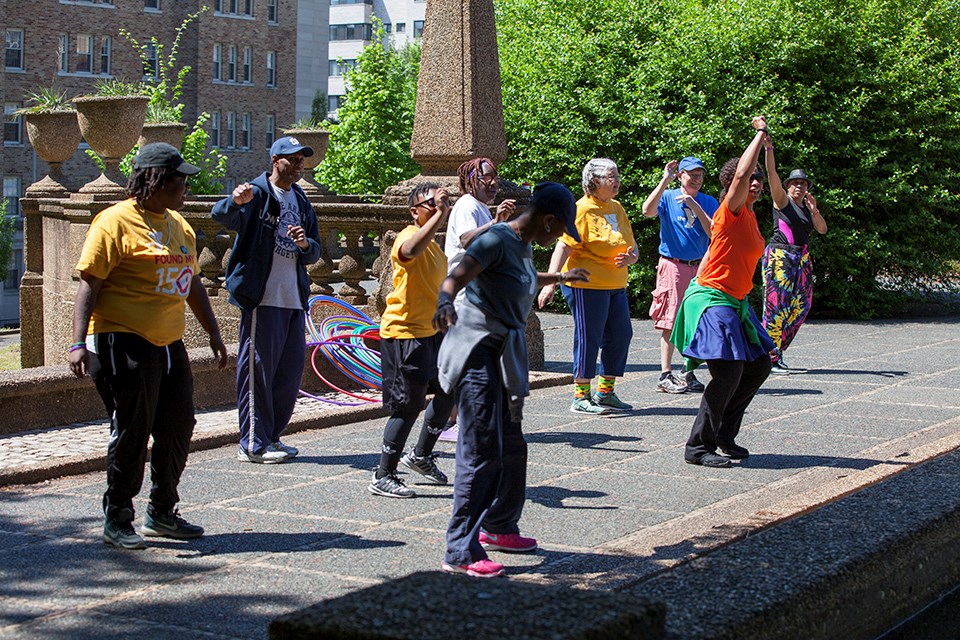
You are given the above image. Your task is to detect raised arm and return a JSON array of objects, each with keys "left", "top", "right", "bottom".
[
  {"left": 726, "top": 117, "right": 769, "bottom": 213},
  {"left": 400, "top": 190, "right": 451, "bottom": 260},
  {"left": 641, "top": 160, "right": 678, "bottom": 218},
  {"left": 763, "top": 137, "right": 789, "bottom": 210}
]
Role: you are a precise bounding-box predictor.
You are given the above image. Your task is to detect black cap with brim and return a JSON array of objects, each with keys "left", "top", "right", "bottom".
[
  {"left": 531, "top": 182, "right": 580, "bottom": 243},
  {"left": 133, "top": 142, "right": 201, "bottom": 175},
  {"left": 785, "top": 168, "right": 812, "bottom": 187}
]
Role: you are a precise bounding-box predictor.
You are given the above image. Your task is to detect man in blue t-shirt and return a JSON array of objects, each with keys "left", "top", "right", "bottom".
[{"left": 641, "top": 156, "right": 719, "bottom": 394}]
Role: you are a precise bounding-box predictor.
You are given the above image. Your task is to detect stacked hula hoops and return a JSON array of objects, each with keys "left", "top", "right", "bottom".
[{"left": 303, "top": 295, "right": 382, "bottom": 406}]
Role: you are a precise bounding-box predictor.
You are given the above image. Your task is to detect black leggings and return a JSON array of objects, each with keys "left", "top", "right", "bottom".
[
  {"left": 377, "top": 390, "right": 455, "bottom": 477},
  {"left": 685, "top": 355, "right": 771, "bottom": 461}
]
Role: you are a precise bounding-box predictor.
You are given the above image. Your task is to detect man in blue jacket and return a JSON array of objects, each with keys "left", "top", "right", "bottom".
[{"left": 212, "top": 136, "right": 322, "bottom": 463}]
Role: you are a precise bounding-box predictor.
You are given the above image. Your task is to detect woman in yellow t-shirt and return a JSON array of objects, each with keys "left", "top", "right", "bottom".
[
  {"left": 69, "top": 143, "right": 227, "bottom": 550},
  {"left": 539, "top": 158, "right": 638, "bottom": 414}
]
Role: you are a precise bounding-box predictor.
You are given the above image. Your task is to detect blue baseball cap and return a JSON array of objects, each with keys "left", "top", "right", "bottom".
[
  {"left": 678, "top": 156, "right": 706, "bottom": 173},
  {"left": 270, "top": 136, "right": 314, "bottom": 158},
  {"left": 531, "top": 182, "right": 580, "bottom": 242}
]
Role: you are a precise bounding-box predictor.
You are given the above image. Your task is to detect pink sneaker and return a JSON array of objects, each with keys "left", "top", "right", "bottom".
[
  {"left": 479, "top": 531, "right": 538, "bottom": 553},
  {"left": 441, "top": 558, "right": 506, "bottom": 578}
]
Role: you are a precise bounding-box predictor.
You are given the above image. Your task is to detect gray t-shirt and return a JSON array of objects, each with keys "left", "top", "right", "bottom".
[
  {"left": 463, "top": 223, "right": 537, "bottom": 329},
  {"left": 260, "top": 183, "right": 302, "bottom": 309}
]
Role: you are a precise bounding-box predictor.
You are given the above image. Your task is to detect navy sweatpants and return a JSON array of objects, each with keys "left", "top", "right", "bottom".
[
  {"left": 237, "top": 306, "right": 306, "bottom": 455},
  {"left": 445, "top": 338, "right": 528, "bottom": 566}
]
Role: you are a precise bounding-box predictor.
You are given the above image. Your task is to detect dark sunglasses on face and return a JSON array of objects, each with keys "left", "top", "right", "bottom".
[{"left": 414, "top": 196, "right": 437, "bottom": 209}]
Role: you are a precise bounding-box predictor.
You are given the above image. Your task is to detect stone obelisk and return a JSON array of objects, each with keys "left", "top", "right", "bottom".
[{"left": 383, "top": 0, "right": 524, "bottom": 203}]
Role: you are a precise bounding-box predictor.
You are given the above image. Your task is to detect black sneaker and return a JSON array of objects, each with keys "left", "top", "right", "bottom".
[
  {"left": 719, "top": 442, "right": 750, "bottom": 460},
  {"left": 142, "top": 507, "right": 204, "bottom": 539},
  {"left": 368, "top": 471, "right": 416, "bottom": 498},
  {"left": 103, "top": 518, "right": 146, "bottom": 550},
  {"left": 685, "top": 453, "right": 732, "bottom": 468},
  {"left": 401, "top": 451, "right": 448, "bottom": 485}
]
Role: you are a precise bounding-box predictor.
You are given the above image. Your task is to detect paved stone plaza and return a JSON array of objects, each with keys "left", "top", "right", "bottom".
[{"left": 1, "top": 312, "right": 959, "bottom": 639}]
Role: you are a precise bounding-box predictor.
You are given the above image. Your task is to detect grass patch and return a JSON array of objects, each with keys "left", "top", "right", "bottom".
[{"left": 0, "top": 343, "right": 21, "bottom": 370}]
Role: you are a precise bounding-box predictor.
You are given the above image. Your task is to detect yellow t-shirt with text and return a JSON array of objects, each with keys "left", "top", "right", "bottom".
[
  {"left": 75, "top": 198, "right": 197, "bottom": 346},
  {"left": 379, "top": 224, "right": 447, "bottom": 339},
  {"left": 559, "top": 195, "right": 636, "bottom": 289}
]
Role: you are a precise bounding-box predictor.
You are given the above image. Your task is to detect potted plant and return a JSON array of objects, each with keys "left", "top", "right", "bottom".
[
  {"left": 283, "top": 118, "right": 331, "bottom": 195},
  {"left": 17, "top": 87, "right": 81, "bottom": 197},
  {"left": 138, "top": 102, "right": 188, "bottom": 149},
  {"left": 73, "top": 79, "right": 149, "bottom": 195}
]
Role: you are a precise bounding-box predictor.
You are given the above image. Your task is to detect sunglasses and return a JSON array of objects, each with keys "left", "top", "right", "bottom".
[{"left": 414, "top": 196, "right": 437, "bottom": 209}]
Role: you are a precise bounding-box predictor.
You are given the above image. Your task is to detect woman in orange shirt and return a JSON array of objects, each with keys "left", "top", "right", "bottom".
[{"left": 670, "top": 117, "right": 776, "bottom": 468}]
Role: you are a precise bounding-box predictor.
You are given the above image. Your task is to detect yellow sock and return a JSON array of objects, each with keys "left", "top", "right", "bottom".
[
  {"left": 573, "top": 382, "right": 592, "bottom": 399},
  {"left": 597, "top": 376, "right": 615, "bottom": 395}
]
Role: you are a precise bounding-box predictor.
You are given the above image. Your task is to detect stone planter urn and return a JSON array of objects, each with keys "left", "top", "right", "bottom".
[
  {"left": 281, "top": 128, "right": 330, "bottom": 195},
  {"left": 73, "top": 95, "right": 149, "bottom": 196},
  {"left": 138, "top": 121, "right": 188, "bottom": 150},
  {"left": 23, "top": 111, "right": 82, "bottom": 197}
]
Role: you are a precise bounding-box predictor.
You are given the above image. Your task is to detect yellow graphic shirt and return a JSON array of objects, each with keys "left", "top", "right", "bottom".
[
  {"left": 379, "top": 224, "right": 447, "bottom": 339},
  {"left": 76, "top": 198, "right": 197, "bottom": 346},
  {"left": 560, "top": 195, "right": 636, "bottom": 289}
]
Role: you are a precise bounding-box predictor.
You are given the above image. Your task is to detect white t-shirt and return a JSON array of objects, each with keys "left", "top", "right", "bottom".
[
  {"left": 260, "top": 183, "right": 303, "bottom": 309},
  {"left": 444, "top": 193, "right": 493, "bottom": 272}
]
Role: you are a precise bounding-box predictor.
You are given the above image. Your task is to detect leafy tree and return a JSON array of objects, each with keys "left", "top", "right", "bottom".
[
  {"left": 495, "top": 0, "right": 960, "bottom": 318},
  {"left": 310, "top": 89, "right": 328, "bottom": 126},
  {"left": 316, "top": 21, "right": 420, "bottom": 195}
]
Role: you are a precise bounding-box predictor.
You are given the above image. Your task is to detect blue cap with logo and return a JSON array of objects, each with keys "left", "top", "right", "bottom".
[
  {"left": 530, "top": 182, "right": 580, "bottom": 243},
  {"left": 270, "top": 136, "right": 314, "bottom": 158},
  {"left": 678, "top": 156, "right": 706, "bottom": 173}
]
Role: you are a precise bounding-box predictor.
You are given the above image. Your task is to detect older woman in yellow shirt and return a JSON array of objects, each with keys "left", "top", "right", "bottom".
[{"left": 538, "top": 158, "right": 638, "bottom": 413}]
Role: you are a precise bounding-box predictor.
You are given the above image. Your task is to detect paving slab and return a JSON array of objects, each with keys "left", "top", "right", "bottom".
[{"left": 0, "top": 313, "right": 959, "bottom": 638}]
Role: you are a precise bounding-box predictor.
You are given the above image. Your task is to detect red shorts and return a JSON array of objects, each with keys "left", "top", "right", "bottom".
[{"left": 649, "top": 256, "right": 699, "bottom": 331}]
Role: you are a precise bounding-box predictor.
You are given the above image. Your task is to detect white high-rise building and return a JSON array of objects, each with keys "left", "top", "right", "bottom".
[{"left": 326, "top": 0, "right": 425, "bottom": 117}]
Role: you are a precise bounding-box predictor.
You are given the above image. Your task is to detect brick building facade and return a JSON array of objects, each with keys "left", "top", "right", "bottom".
[{"left": 1, "top": 0, "right": 303, "bottom": 325}]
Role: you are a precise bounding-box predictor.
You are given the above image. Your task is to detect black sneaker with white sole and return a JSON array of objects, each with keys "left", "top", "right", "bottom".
[{"left": 401, "top": 451, "right": 448, "bottom": 485}]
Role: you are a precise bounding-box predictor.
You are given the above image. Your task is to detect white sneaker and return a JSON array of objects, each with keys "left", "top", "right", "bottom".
[
  {"left": 236, "top": 445, "right": 290, "bottom": 464},
  {"left": 271, "top": 440, "right": 299, "bottom": 457}
]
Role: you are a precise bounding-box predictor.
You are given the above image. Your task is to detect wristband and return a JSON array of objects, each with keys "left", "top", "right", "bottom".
[
  {"left": 756, "top": 128, "right": 768, "bottom": 135},
  {"left": 69, "top": 343, "right": 87, "bottom": 353},
  {"left": 437, "top": 290, "right": 455, "bottom": 309},
  {"left": 556, "top": 272, "right": 566, "bottom": 284}
]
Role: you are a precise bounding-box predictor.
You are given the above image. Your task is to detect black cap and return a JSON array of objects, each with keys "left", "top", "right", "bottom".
[
  {"left": 133, "top": 142, "right": 201, "bottom": 175},
  {"left": 785, "top": 168, "right": 812, "bottom": 187},
  {"left": 531, "top": 182, "right": 580, "bottom": 242}
]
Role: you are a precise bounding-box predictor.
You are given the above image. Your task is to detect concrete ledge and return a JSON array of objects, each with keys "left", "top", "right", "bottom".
[
  {"left": 627, "top": 448, "right": 960, "bottom": 640},
  {"left": 269, "top": 571, "right": 667, "bottom": 640}
]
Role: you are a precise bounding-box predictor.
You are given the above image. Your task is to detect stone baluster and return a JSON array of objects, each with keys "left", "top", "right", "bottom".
[
  {"left": 307, "top": 221, "right": 335, "bottom": 295},
  {"left": 336, "top": 231, "right": 369, "bottom": 306},
  {"left": 197, "top": 228, "right": 231, "bottom": 295}
]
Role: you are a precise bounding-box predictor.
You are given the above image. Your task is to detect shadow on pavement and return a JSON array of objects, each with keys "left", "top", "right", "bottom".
[
  {"left": 804, "top": 368, "right": 909, "bottom": 378},
  {"left": 527, "top": 486, "right": 617, "bottom": 510},
  {"left": 525, "top": 431, "right": 645, "bottom": 452},
  {"left": 740, "top": 453, "right": 910, "bottom": 471}
]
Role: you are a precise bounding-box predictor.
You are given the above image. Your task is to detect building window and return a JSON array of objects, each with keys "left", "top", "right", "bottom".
[
  {"left": 210, "top": 112, "right": 221, "bottom": 148},
  {"left": 330, "top": 23, "right": 374, "bottom": 41},
  {"left": 383, "top": 23, "right": 392, "bottom": 34},
  {"left": 267, "top": 0, "right": 277, "bottom": 23},
  {"left": 5, "top": 29, "right": 24, "bottom": 71},
  {"left": 229, "top": 0, "right": 238, "bottom": 13},
  {"left": 5, "top": 249, "right": 23, "bottom": 290},
  {"left": 58, "top": 34, "right": 69, "bottom": 72},
  {"left": 75, "top": 34, "right": 94, "bottom": 73},
  {"left": 328, "top": 59, "right": 356, "bottom": 76},
  {"left": 242, "top": 46, "right": 251, "bottom": 83},
  {"left": 227, "top": 45, "right": 237, "bottom": 82},
  {"left": 3, "top": 177, "right": 21, "bottom": 218},
  {"left": 395, "top": 23, "right": 406, "bottom": 34},
  {"left": 265, "top": 114, "right": 275, "bottom": 149},
  {"left": 243, "top": 0, "right": 253, "bottom": 16},
  {"left": 144, "top": 0, "right": 160, "bottom": 9},
  {"left": 266, "top": 51, "right": 276, "bottom": 87},
  {"left": 3, "top": 104, "right": 21, "bottom": 145},
  {"left": 226, "top": 111, "right": 236, "bottom": 148},
  {"left": 212, "top": 43, "right": 222, "bottom": 81},
  {"left": 241, "top": 113, "right": 251, "bottom": 149},
  {"left": 330, "top": 0, "right": 372, "bottom": 4},
  {"left": 100, "top": 36, "right": 112, "bottom": 74},
  {"left": 328, "top": 95, "right": 345, "bottom": 112},
  {"left": 413, "top": 21, "right": 425, "bottom": 38},
  {"left": 144, "top": 42, "right": 158, "bottom": 79},
  {"left": 213, "top": 0, "right": 222, "bottom": 11}
]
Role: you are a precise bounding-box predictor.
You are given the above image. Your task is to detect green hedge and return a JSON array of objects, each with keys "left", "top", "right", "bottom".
[{"left": 496, "top": 0, "right": 960, "bottom": 318}]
